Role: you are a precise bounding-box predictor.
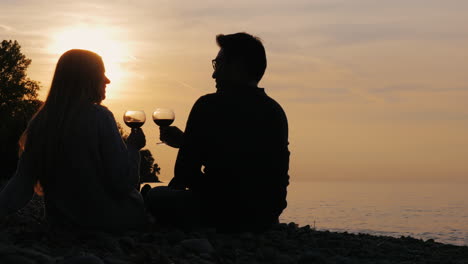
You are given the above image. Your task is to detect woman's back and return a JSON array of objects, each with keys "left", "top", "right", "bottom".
[{"left": 41, "top": 104, "right": 146, "bottom": 231}]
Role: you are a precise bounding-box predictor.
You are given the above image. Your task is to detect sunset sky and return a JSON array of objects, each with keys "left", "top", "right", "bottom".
[{"left": 2, "top": 0, "right": 467, "bottom": 182}]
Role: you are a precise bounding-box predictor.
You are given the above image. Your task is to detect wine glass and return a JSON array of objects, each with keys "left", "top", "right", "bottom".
[
  {"left": 153, "top": 108, "right": 175, "bottom": 145},
  {"left": 123, "top": 110, "right": 146, "bottom": 131}
]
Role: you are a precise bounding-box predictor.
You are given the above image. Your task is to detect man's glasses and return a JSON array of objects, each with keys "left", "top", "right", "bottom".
[
  {"left": 212, "top": 59, "right": 225, "bottom": 70},
  {"left": 212, "top": 59, "right": 218, "bottom": 70}
]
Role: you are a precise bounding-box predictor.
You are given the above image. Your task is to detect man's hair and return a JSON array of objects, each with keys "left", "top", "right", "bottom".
[{"left": 216, "top": 32, "right": 267, "bottom": 83}]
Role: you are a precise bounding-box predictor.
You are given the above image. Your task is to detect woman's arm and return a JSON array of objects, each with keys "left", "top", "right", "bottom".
[
  {"left": 0, "top": 151, "right": 35, "bottom": 219},
  {"left": 98, "top": 108, "right": 144, "bottom": 195}
]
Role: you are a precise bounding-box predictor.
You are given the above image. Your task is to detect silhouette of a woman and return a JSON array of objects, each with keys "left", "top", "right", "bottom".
[{"left": 0, "top": 49, "right": 146, "bottom": 231}]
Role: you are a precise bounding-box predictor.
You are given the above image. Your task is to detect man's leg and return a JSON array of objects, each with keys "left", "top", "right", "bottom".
[{"left": 144, "top": 186, "right": 201, "bottom": 228}]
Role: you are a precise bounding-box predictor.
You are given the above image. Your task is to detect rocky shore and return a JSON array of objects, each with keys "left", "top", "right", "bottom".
[{"left": 1, "top": 195, "right": 467, "bottom": 264}]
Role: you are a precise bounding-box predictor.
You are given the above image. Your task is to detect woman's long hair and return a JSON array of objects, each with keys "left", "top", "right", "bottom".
[{"left": 19, "top": 49, "right": 106, "bottom": 191}]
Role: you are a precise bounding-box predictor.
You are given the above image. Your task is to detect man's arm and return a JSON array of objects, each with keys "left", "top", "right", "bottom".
[{"left": 159, "top": 126, "right": 184, "bottom": 148}]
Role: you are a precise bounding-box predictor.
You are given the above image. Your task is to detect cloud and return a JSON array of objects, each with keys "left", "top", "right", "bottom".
[
  {"left": 0, "top": 24, "right": 12, "bottom": 32},
  {"left": 314, "top": 23, "right": 468, "bottom": 47},
  {"left": 371, "top": 85, "right": 468, "bottom": 94}
]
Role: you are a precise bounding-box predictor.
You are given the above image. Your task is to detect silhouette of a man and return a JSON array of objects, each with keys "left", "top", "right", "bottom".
[{"left": 146, "top": 32, "right": 289, "bottom": 231}]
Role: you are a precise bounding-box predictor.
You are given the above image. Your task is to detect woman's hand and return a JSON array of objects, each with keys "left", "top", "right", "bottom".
[
  {"left": 160, "top": 126, "right": 184, "bottom": 148},
  {"left": 127, "top": 128, "right": 146, "bottom": 150}
]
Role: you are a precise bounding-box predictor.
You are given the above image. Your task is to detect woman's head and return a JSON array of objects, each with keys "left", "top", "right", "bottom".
[{"left": 47, "top": 49, "right": 110, "bottom": 105}]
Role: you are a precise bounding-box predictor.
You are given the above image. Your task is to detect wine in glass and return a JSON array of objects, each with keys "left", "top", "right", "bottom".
[
  {"left": 153, "top": 108, "right": 175, "bottom": 145},
  {"left": 123, "top": 110, "right": 146, "bottom": 131}
]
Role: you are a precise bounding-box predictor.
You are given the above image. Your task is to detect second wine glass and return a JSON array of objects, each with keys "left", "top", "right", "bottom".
[{"left": 153, "top": 108, "right": 175, "bottom": 145}]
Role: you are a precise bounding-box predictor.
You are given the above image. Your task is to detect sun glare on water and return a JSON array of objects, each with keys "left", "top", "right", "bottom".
[{"left": 48, "top": 25, "right": 133, "bottom": 98}]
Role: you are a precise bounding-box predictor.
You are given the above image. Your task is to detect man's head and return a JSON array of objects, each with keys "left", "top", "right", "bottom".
[{"left": 212, "top": 32, "right": 267, "bottom": 89}]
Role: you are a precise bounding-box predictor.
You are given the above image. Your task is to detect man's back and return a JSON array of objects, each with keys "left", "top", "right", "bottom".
[{"left": 175, "top": 87, "right": 289, "bottom": 230}]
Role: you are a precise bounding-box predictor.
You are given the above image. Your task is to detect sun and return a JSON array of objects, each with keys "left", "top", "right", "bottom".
[{"left": 48, "top": 24, "right": 132, "bottom": 85}]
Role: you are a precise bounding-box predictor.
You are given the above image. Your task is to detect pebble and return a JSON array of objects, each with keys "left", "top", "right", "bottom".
[
  {"left": 59, "top": 255, "right": 104, "bottom": 264},
  {"left": 102, "top": 257, "right": 132, "bottom": 264},
  {"left": 119, "top": 236, "right": 136, "bottom": 251},
  {"left": 258, "top": 246, "right": 276, "bottom": 260},
  {"left": 0, "top": 246, "right": 54, "bottom": 264},
  {"left": 180, "top": 238, "right": 215, "bottom": 254},
  {"left": 166, "top": 229, "right": 185, "bottom": 243},
  {"left": 0, "top": 255, "right": 36, "bottom": 264},
  {"left": 85, "top": 232, "right": 119, "bottom": 252},
  {"left": 298, "top": 250, "right": 326, "bottom": 264}
]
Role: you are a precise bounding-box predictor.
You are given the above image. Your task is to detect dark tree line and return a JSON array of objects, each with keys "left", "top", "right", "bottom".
[
  {"left": 0, "top": 40, "right": 160, "bottom": 183},
  {"left": 0, "top": 40, "right": 42, "bottom": 179},
  {"left": 117, "top": 123, "right": 161, "bottom": 183}
]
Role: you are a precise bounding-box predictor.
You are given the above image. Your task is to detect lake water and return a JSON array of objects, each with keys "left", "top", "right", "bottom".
[
  {"left": 144, "top": 181, "right": 468, "bottom": 246},
  {"left": 280, "top": 181, "right": 468, "bottom": 246}
]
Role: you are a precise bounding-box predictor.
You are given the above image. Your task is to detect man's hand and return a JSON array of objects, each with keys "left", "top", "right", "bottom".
[
  {"left": 160, "top": 126, "right": 184, "bottom": 148},
  {"left": 127, "top": 128, "right": 146, "bottom": 150}
]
